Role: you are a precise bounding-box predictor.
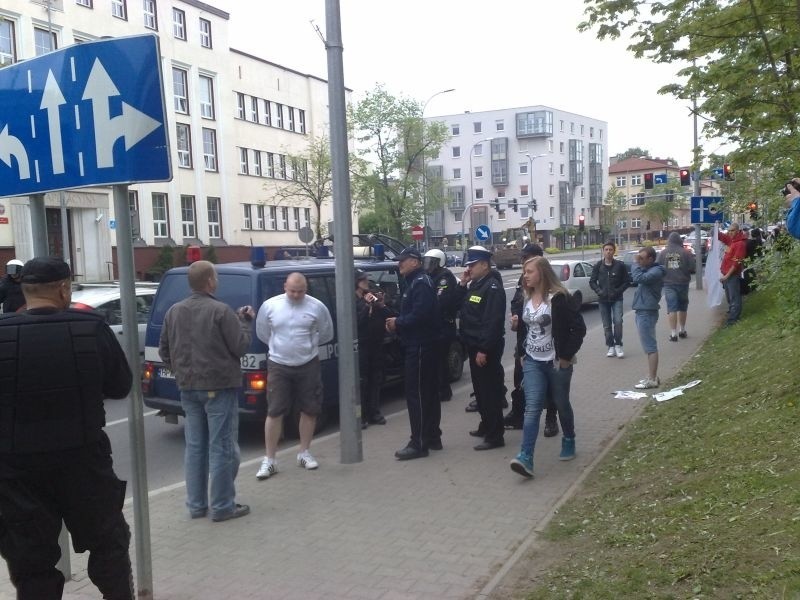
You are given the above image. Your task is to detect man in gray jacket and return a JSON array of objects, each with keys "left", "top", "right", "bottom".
[
  {"left": 631, "top": 247, "right": 666, "bottom": 390},
  {"left": 159, "top": 261, "right": 254, "bottom": 522},
  {"left": 658, "top": 232, "right": 695, "bottom": 342}
]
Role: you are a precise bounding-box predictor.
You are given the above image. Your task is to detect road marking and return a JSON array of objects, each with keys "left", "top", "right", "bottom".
[{"left": 106, "top": 410, "right": 159, "bottom": 427}]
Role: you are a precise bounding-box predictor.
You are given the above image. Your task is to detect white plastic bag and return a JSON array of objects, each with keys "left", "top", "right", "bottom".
[{"left": 703, "top": 222, "right": 725, "bottom": 307}]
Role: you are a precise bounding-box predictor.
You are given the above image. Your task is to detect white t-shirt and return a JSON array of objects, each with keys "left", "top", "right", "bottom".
[
  {"left": 522, "top": 297, "right": 555, "bottom": 362},
  {"left": 255, "top": 293, "right": 334, "bottom": 367}
]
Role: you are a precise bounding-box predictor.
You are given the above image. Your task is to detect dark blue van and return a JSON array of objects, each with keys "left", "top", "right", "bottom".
[{"left": 142, "top": 256, "right": 466, "bottom": 432}]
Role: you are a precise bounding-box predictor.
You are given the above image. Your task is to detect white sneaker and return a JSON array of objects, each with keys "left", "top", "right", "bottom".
[
  {"left": 634, "top": 377, "right": 660, "bottom": 389},
  {"left": 297, "top": 450, "right": 319, "bottom": 470},
  {"left": 614, "top": 345, "right": 624, "bottom": 358},
  {"left": 606, "top": 347, "right": 616, "bottom": 357},
  {"left": 256, "top": 457, "right": 277, "bottom": 480}
]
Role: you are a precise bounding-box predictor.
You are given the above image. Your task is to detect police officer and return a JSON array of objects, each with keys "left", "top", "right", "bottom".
[
  {"left": 0, "top": 259, "right": 25, "bottom": 314},
  {"left": 423, "top": 249, "right": 460, "bottom": 402},
  {"left": 386, "top": 248, "right": 442, "bottom": 460},
  {"left": 456, "top": 246, "right": 507, "bottom": 450},
  {"left": 0, "top": 257, "right": 134, "bottom": 599},
  {"left": 355, "top": 269, "right": 389, "bottom": 427}
]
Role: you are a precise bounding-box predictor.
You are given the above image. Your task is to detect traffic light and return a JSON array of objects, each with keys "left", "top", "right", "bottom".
[
  {"left": 644, "top": 172, "right": 654, "bottom": 189},
  {"left": 578, "top": 214, "right": 585, "bottom": 231},
  {"left": 723, "top": 163, "right": 735, "bottom": 181},
  {"left": 492, "top": 198, "right": 500, "bottom": 213},
  {"left": 748, "top": 202, "right": 758, "bottom": 219},
  {"left": 532, "top": 199, "right": 538, "bottom": 212},
  {"left": 679, "top": 169, "right": 691, "bottom": 186},
  {"left": 511, "top": 198, "right": 518, "bottom": 212}
]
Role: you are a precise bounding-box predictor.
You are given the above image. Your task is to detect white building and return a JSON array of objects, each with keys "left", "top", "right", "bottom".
[
  {"left": 0, "top": 0, "right": 346, "bottom": 279},
  {"left": 425, "top": 106, "right": 608, "bottom": 249}
]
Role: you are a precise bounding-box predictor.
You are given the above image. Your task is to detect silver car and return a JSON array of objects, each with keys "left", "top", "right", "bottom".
[{"left": 547, "top": 260, "right": 599, "bottom": 306}]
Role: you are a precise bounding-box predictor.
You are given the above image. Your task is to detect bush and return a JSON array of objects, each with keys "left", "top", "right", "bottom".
[
  {"left": 203, "top": 244, "right": 218, "bottom": 264},
  {"left": 146, "top": 245, "right": 175, "bottom": 282}
]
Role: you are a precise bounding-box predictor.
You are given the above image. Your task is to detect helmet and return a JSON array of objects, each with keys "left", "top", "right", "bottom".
[
  {"left": 6, "top": 259, "right": 23, "bottom": 277},
  {"left": 423, "top": 249, "right": 446, "bottom": 273}
]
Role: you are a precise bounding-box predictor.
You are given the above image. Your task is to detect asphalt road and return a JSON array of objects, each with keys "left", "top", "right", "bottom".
[{"left": 104, "top": 261, "right": 618, "bottom": 498}]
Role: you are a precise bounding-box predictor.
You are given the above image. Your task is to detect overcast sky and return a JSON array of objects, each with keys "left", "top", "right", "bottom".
[{"left": 220, "top": 1, "right": 718, "bottom": 167}]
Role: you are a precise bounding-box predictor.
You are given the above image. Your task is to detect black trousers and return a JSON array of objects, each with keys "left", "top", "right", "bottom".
[
  {"left": 436, "top": 332, "right": 455, "bottom": 401},
  {"left": 468, "top": 340, "right": 505, "bottom": 443},
  {"left": 0, "top": 434, "right": 133, "bottom": 600},
  {"left": 404, "top": 343, "right": 440, "bottom": 449},
  {"left": 359, "top": 340, "right": 384, "bottom": 420}
]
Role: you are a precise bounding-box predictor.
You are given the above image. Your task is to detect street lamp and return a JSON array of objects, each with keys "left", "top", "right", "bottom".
[
  {"left": 462, "top": 137, "right": 494, "bottom": 247},
  {"left": 421, "top": 88, "right": 455, "bottom": 249},
  {"left": 520, "top": 152, "right": 547, "bottom": 243}
]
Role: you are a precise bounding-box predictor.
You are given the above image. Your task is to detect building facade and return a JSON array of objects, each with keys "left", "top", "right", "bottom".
[
  {"left": 0, "top": 0, "right": 346, "bottom": 279},
  {"left": 425, "top": 106, "right": 608, "bottom": 249}
]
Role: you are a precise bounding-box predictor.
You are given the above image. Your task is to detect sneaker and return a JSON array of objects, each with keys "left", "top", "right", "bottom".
[
  {"left": 297, "top": 450, "right": 319, "bottom": 470},
  {"left": 678, "top": 330, "right": 688, "bottom": 339},
  {"left": 614, "top": 345, "right": 624, "bottom": 358},
  {"left": 256, "top": 457, "right": 277, "bottom": 480},
  {"left": 634, "top": 377, "right": 660, "bottom": 389},
  {"left": 669, "top": 334, "right": 678, "bottom": 342},
  {"left": 510, "top": 452, "right": 534, "bottom": 478},
  {"left": 606, "top": 346, "right": 616, "bottom": 357},
  {"left": 212, "top": 504, "right": 250, "bottom": 522},
  {"left": 559, "top": 437, "right": 576, "bottom": 461}
]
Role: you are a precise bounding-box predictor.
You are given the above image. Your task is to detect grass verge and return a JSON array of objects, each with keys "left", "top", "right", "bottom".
[{"left": 514, "top": 289, "right": 800, "bottom": 599}]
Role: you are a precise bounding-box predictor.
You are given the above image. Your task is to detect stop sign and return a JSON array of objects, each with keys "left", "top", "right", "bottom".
[{"left": 411, "top": 225, "right": 424, "bottom": 240}]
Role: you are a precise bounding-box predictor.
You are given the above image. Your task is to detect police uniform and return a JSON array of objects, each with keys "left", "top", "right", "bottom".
[
  {"left": 0, "top": 258, "right": 134, "bottom": 599},
  {"left": 457, "top": 249, "right": 507, "bottom": 447},
  {"left": 431, "top": 266, "right": 459, "bottom": 402},
  {"left": 0, "top": 275, "right": 24, "bottom": 314}
]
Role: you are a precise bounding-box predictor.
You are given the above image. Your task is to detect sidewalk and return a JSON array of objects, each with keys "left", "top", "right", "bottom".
[{"left": 0, "top": 287, "right": 726, "bottom": 600}]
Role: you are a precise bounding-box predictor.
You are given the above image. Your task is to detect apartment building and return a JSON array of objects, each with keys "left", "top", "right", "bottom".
[
  {"left": 425, "top": 106, "right": 608, "bottom": 249},
  {"left": 0, "top": 0, "right": 344, "bottom": 279}
]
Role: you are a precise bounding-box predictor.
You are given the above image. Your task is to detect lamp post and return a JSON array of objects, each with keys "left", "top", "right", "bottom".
[
  {"left": 520, "top": 152, "right": 547, "bottom": 243},
  {"left": 421, "top": 88, "right": 455, "bottom": 249},
  {"left": 462, "top": 137, "right": 494, "bottom": 247}
]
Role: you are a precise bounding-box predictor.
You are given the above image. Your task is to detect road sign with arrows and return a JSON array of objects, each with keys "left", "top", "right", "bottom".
[{"left": 0, "top": 34, "right": 170, "bottom": 197}]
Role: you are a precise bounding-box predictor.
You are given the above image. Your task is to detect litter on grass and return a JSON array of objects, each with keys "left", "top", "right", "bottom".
[{"left": 613, "top": 380, "right": 702, "bottom": 402}]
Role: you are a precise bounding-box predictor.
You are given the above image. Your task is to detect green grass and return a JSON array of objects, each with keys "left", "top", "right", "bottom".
[{"left": 521, "top": 289, "right": 800, "bottom": 599}]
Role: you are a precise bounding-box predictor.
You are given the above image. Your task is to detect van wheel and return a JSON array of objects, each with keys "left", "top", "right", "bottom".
[
  {"left": 282, "top": 407, "right": 329, "bottom": 439},
  {"left": 447, "top": 341, "right": 465, "bottom": 382}
]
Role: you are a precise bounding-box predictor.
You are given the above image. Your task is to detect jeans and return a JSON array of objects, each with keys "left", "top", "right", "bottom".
[
  {"left": 598, "top": 299, "right": 624, "bottom": 347},
  {"left": 723, "top": 275, "right": 742, "bottom": 324},
  {"left": 180, "top": 389, "right": 240, "bottom": 519},
  {"left": 520, "top": 357, "right": 575, "bottom": 457}
]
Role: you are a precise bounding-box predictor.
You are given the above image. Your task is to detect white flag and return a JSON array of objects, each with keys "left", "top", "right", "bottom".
[{"left": 704, "top": 222, "right": 725, "bottom": 307}]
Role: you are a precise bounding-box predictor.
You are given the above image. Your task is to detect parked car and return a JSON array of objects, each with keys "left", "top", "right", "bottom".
[
  {"left": 619, "top": 250, "right": 640, "bottom": 287},
  {"left": 445, "top": 251, "right": 462, "bottom": 267},
  {"left": 683, "top": 232, "right": 711, "bottom": 263},
  {"left": 547, "top": 260, "right": 599, "bottom": 306},
  {"left": 70, "top": 282, "right": 158, "bottom": 357}
]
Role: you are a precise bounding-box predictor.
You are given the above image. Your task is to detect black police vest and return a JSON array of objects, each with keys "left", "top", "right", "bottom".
[{"left": 0, "top": 311, "right": 108, "bottom": 453}]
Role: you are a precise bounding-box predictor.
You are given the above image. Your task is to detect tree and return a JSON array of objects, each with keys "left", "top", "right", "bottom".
[
  {"left": 579, "top": 0, "right": 800, "bottom": 189},
  {"left": 349, "top": 84, "right": 450, "bottom": 240},
  {"left": 604, "top": 186, "right": 628, "bottom": 237},
  {"left": 264, "top": 135, "right": 332, "bottom": 241},
  {"left": 614, "top": 147, "right": 652, "bottom": 161}
]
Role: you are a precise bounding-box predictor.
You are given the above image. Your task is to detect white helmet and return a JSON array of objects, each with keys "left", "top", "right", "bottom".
[
  {"left": 6, "top": 259, "right": 23, "bottom": 277},
  {"left": 423, "top": 248, "right": 446, "bottom": 272}
]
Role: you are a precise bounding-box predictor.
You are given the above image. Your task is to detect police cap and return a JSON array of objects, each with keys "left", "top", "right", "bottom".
[{"left": 464, "top": 246, "right": 492, "bottom": 266}]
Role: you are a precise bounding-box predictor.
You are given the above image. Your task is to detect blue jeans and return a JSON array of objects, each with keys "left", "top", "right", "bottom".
[
  {"left": 723, "top": 276, "right": 742, "bottom": 324},
  {"left": 180, "top": 389, "right": 240, "bottom": 519},
  {"left": 520, "top": 357, "right": 575, "bottom": 457},
  {"left": 598, "top": 299, "right": 623, "bottom": 347}
]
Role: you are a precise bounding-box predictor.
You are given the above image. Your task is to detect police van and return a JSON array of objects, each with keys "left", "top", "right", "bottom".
[{"left": 142, "top": 253, "right": 466, "bottom": 433}]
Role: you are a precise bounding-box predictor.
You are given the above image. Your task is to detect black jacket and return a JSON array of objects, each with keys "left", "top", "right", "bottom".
[
  {"left": 396, "top": 268, "right": 441, "bottom": 346},
  {"left": 514, "top": 292, "right": 583, "bottom": 362},
  {"left": 0, "top": 276, "right": 25, "bottom": 314},
  {"left": 457, "top": 269, "right": 506, "bottom": 352},
  {"left": 589, "top": 259, "right": 630, "bottom": 303}
]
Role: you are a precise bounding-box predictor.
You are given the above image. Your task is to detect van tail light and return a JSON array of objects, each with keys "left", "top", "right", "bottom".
[
  {"left": 560, "top": 264, "right": 570, "bottom": 282},
  {"left": 244, "top": 371, "right": 267, "bottom": 406},
  {"left": 142, "top": 361, "right": 154, "bottom": 395}
]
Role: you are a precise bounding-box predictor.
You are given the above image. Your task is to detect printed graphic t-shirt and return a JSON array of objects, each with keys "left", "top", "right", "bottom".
[{"left": 523, "top": 297, "right": 555, "bottom": 362}]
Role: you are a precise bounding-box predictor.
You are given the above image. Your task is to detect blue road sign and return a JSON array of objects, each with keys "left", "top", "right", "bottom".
[
  {"left": 654, "top": 173, "right": 668, "bottom": 185},
  {"left": 0, "top": 34, "right": 170, "bottom": 198},
  {"left": 109, "top": 219, "right": 116, "bottom": 230},
  {"left": 691, "top": 196, "right": 725, "bottom": 224},
  {"left": 475, "top": 225, "right": 491, "bottom": 242},
  {"left": 712, "top": 167, "right": 724, "bottom": 179}
]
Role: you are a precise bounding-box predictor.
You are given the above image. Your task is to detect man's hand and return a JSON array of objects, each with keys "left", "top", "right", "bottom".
[
  {"left": 475, "top": 351, "right": 487, "bottom": 367},
  {"left": 385, "top": 317, "right": 397, "bottom": 333}
]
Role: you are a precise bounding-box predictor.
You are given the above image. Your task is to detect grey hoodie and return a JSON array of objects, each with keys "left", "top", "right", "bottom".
[{"left": 658, "top": 232, "right": 695, "bottom": 286}]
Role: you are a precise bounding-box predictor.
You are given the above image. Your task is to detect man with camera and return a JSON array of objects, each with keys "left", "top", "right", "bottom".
[{"left": 783, "top": 179, "right": 800, "bottom": 240}]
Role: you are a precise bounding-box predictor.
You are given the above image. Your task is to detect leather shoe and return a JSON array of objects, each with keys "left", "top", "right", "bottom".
[
  {"left": 394, "top": 446, "right": 429, "bottom": 461},
  {"left": 211, "top": 504, "right": 250, "bottom": 522},
  {"left": 469, "top": 428, "right": 485, "bottom": 437},
  {"left": 465, "top": 400, "right": 478, "bottom": 412},
  {"left": 426, "top": 439, "right": 443, "bottom": 451},
  {"left": 503, "top": 412, "right": 523, "bottom": 430},
  {"left": 543, "top": 422, "right": 559, "bottom": 437},
  {"left": 474, "top": 440, "right": 505, "bottom": 451},
  {"left": 368, "top": 414, "right": 387, "bottom": 425}
]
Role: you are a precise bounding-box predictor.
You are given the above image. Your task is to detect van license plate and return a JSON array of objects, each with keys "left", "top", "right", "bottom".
[{"left": 158, "top": 368, "right": 175, "bottom": 379}]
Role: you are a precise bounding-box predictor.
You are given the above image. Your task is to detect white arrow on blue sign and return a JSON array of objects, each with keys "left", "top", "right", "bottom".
[
  {"left": 475, "top": 225, "right": 491, "bottom": 242},
  {"left": 690, "top": 196, "right": 725, "bottom": 224},
  {"left": 654, "top": 173, "right": 668, "bottom": 185},
  {"left": 0, "top": 34, "right": 171, "bottom": 198}
]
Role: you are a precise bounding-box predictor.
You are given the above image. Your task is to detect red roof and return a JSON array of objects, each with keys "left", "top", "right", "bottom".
[{"left": 609, "top": 157, "right": 683, "bottom": 174}]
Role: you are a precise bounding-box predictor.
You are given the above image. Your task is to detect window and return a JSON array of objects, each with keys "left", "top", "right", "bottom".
[
  {"left": 474, "top": 143, "right": 483, "bottom": 157},
  {"left": 199, "top": 18, "right": 212, "bottom": 48},
  {"left": 521, "top": 184, "right": 529, "bottom": 197},
  {"left": 589, "top": 126, "right": 594, "bottom": 139},
  {"left": 580, "top": 187, "right": 585, "bottom": 198},
  {"left": 559, "top": 120, "right": 564, "bottom": 132},
  {"left": 199, "top": 75, "right": 214, "bottom": 119},
  {"left": 475, "top": 189, "right": 483, "bottom": 200},
  {"left": 281, "top": 207, "right": 289, "bottom": 230},
  {"left": 451, "top": 124, "right": 460, "bottom": 135},
  {"left": 549, "top": 184, "right": 554, "bottom": 196},
  {"left": 570, "top": 122, "right": 575, "bottom": 133},
  {"left": 34, "top": 27, "right": 57, "bottom": 56},
  {"left": 252, "top": 151, "right": 262, "bottom": 176},
  {"left": 473, "top": 122, "right": 482, "bottom": 134},
  {"left": 495, "top": 119, "right": 504, "bottom": 132},
  {"left": 293, "top": 207, "right": 300, "bottom": 230},
  {"left": 615, "top": 176, "right": 626, "bottom": 187},
  {"left": 288, "top": 107, "right": 295, "bottom": 131},
  {"left": 239, "top": 147, "right": 249, "bottom": 174},
  {"left": 474, "top": 166, "right": 483, "bottom": 178},
  {"left": 235, "top": 93, "right": 245, "bottom": 119},
  {"left": 265, "top": 153, "right": 275, "bottom": 177},
  {"left": 631, "top": 193, "right": 645, "bottom": 206},
  {"left": 599, "top": 129, "right": 603, "bottom": 140},
  {"left": 559, "top": 141, "right": 564, "bottom": 153},
  {"left": 519, "top": 162, "right": 528, "bottom": 175},
  {"left": 632, "top": 218, "right": 642, "bottom": 229},
  {"left": 274, "top": 103, "right": 283, "bottom": 128},
  {"left": 143, "top": 0, "right": 157, "bottom": 29},
  {"left": 111, "top": 0, "right": 127, "bottom": 19},
  {"left": 268, "top": 206, "right": 277, "bottom": 230},
  {"left": 152, "top": 193, "right": 169, "bottom": 237},
  {"left": 453, "top": 168, "right": 461, "bottom": 179},
  {"left": 298, "top": 109, "right": 306, "bottom": 134},
  {"left": 176, "top": 123, "right": 192, "bottom": 168},
  {"left": 242, "top": 204, "right": 252, "bottom": 229},
  {"left": 580, "top": 124, "right": 584, "bottom": 135},
  {"left": 172, "top": 67, "right": 188, "bottom": 114},
  {"left": 207, "top": 197, "right": 221, "bottom": 238},
  {"left": 172, "top": 8, "right": 186, "bottom": 40},
  {"left": 278, "top": 155, "right": 287, "bottom": 179},
  {"left": 452, "top": 146, "right": 461, "bottom": 158},
  {"left": 181, "top": 195, "right": 196, "bottom": 238},
  {"left": 128, "top": 191, "right": 141, "bottom": 239},
  {"left": 560, "top": 164, "right": 565, "bottom": 175},
  {"left": 303, "top": 208, "right": 311, "bottom": 227},
  {"left": 0, "top": 18, "right": 17, "bottom": 67},
  {"left": 76, "top": 0, "right": 92, "bottom": 6},
  {"left": 548, "top": 139, "right": 553, "bottom": 152},
  {"left": 262, "top": 100, "right": 271, "bottom": 126},
  {"left": 255, "top": 205, "right": 265, "bottom": 230},
  {"left": 548, "top": 162, "right": 554, "bottom": 174},
  {"left": 631, "top": 174, "right": 642, "bottom": 186},
  {"left": 202, "top": 128, "right": 217, "bottom": 171}
]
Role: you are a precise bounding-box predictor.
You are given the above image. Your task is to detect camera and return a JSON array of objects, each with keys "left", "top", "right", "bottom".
[{"left": 782, "top": 180, "right": 799, "bottom": 196}]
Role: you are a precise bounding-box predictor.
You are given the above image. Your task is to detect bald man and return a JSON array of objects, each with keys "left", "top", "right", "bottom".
[{"left": 255, "top": 273, "right": 334, "bottom": 479}]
